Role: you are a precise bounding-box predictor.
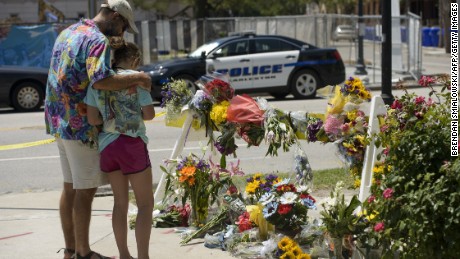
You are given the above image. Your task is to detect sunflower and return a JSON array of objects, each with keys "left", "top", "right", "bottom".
[
  {"left": 280, "top": 251, "right": 296, "bottom": 259},
  {"left": 290, "top": 245, "right": 303, "bottom": 256},
  {"left": 245, "top": 181, "right": 259, "bottom": 194},
  {"left": 297, "top": 254, "right": 311, "bottom": 259},
  {"left": 278, "top": 236, "right": 294, "bottom": 251}
]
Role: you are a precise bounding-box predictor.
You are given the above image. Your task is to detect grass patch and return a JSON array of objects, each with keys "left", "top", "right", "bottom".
[
  {"left": 312, "top": 168, "right": 354, "bottom": 190},
  {"left": 131, "top": 168, "right": 354, "bottom": 206}
]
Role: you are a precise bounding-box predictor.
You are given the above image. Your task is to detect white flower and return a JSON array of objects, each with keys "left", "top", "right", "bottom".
[
  {"left": 279, "top": 122, "right": 287, "bottom": 132},
  {"left": 280, "top": 192, "right": 298, "bottom": 204},
  {"left": 296, "top": 185, "right": 311, "bottom": 193},
  {"left": 319, "top": 197, "right": 336, "bottom": 207},
  {"left": 152, "top": 209, "right": 161, "bottom": 218},
  {"left": 265, "top": 130, "right": 275, "bottom": 143}
]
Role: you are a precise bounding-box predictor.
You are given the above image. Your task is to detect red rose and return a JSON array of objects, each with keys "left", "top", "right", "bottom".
[{"left": 277, "top": 204, "right": 292, "bottom": 215}]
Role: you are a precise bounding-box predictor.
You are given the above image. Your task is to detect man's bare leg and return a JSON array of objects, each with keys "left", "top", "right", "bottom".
[
  {"left": 74, "top": 187, "right": 97, "bottom": 258},
  {"left": 60, "top": 182, "right": 76, "bottom": 259}
]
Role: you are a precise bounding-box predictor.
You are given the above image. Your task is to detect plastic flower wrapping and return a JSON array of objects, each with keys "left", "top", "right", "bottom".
[{"left": 314, "top": 77, "right": 372, "bottom": 188}]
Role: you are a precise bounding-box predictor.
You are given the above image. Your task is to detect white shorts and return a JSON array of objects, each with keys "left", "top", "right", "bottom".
[{"left": 56, "top": 138, "right": 108, "bottom": 189}]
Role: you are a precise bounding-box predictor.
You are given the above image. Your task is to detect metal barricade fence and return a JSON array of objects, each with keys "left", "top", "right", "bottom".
[{"left": 0, "top": 14, "right": 421, "bottom": 83}]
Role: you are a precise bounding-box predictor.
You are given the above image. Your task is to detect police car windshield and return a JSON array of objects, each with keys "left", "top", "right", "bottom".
[{"left": 189, "top": 42, "right": 219, "bottom": 58}]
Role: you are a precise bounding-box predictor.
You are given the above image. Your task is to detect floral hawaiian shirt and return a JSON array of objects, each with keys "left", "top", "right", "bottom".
[
  {"left": 44, "top": 19, "right": 115, "bottom": 147},
  {"left": 84, "top": 69, "right": 153, "bottom": 152}
]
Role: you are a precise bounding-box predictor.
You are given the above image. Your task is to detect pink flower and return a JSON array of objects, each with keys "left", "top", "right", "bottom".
[
  {"left": 418, "top": 75, "right": 435, "bottom": 87},
  {"left": 374, "top": 222, "right": 385, "bottom": 232},
  {"left": 236, "top": 212, "right": 253, "bottom": 232},
  {"left": 229, "top": 160, "right": 245, "bottom": 176},
  {"left": 391, "top": 100, "right": 402, "bottom": 110},
  {"left": 380, "top": 124, "right": 389, "bottom": 133},
  {"left": 383, "top": 188, "right": 394, "bottom": 199},
  {"left": 414, "top": 96, "right": 425, "bottom": 105},
  {"left": 341, "top": 123, "right": 350, "bottom": 133},
  {"left": 324, "top": 115, "right": 343, "bottom": 136},
  {"left": 383, "top": 147, "right": 390, "bottom": 156},
  {"left": 367, "top": 195, "right": 375, "bottom": 203}
]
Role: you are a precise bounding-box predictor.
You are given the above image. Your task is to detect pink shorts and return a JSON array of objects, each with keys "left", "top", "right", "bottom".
[{"left": 100, "top": 135, "right": 151, "bottom": 174}]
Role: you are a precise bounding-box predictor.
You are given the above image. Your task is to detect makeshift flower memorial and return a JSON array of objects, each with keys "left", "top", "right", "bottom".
[
  {"left": 161, "top": 153, "right": 239, "bottom": 226},
  {"left": 160, "top": 79, "right": 194, "bottom": 127},
  {"left": 259, "top": 178, "right": 316, "bottom": 236},
  {"left": 369, "top": 75, "right": 460, "bottom": 258}
]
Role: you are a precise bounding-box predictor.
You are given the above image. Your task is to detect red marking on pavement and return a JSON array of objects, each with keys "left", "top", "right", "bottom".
[
  {"left": 0, "top": 232, "right": 33, "bottom": 241},
  {"left": 161, "top": 229, "right": 175, "bottom": 234}
]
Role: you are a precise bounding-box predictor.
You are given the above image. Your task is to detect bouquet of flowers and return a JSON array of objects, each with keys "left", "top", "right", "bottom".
[
  {"left": 160, "top": 79, "right": 194, "bottom": 127},
  {"left": 314, "top": 77, "right": 372, "bottom": 187},
  {"left": 244, "top": 173, "right": 281, "bottom": 204},
  {"left": 162, "top": 153, "right": 240, "bottom": 226},
  {"left": 151, "top": 204, "right": 191, "bottom": 228},
  {"left": 275, "top": 236, "right": 312, "bottom": 259},
  {"left": 259, "top": 178, "right": 316, "bottom": 235}
]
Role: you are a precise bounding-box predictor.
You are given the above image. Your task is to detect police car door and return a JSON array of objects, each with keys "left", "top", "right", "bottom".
[
  {"left": 206, "top": 39, "right": 252, "bottom": 90},
  {"left": 251, "top": 38, "right": 299, "bottom": 89}
]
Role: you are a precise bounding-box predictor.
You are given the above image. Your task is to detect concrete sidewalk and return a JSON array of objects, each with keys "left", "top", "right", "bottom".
[{"left": 0, "top": 190, "right": 235, "bottom": 259}]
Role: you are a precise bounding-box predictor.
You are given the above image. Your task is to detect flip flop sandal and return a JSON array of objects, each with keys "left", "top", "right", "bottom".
[
  {"left": 76, "top": 251, "right": 111, "bottom": 259},
  {"left": 56, "top": 248, "right": 75, "bottom": 258}
]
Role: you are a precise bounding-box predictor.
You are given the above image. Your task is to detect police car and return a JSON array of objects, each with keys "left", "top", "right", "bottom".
[{"left": 141, "top": 32, "right": 345, "bottom": 100}]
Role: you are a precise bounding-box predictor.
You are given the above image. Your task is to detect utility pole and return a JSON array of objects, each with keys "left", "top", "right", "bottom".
[
  {"left": 354, "top": 0, "right": 368, "bottom": 75},
  {"left": 381, "top": 0, "right": 394, "bottom": 105}
]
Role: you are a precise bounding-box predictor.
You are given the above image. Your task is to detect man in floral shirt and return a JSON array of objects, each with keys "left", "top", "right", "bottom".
[{"left": 44, "top": 1, "right": 151, "bottom": 258}]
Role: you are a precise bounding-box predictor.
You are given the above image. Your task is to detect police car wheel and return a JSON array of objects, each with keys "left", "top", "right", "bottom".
[
  {"left": 290, "top": 70, "right": 318, "bottom": 99},
  {"left": 176, "top": 75, "right": 197, "bottom": 94}
]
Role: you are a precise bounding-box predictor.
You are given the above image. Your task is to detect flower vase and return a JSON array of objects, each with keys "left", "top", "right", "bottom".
[
  {"left": 332, "top": 237, "right": 344, "bottom": 259},
  {"left": 190, "top": 194, "right": 209, "bottom": 227}
]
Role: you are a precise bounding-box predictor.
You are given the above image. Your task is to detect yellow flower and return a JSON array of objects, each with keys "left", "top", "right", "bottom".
[
  {"left": 210, "top": 100, "right": 229, "bottom": 125},
  {"left": 280, "top": 251, "right": 296, "bottom": 259},
  {"left": 355, "top": 134, "right": 366, "bottom": 145},
  {"left": 290, "top": 245, "right": 303, "bottom": 256},
  {"left": 346, "top": 110, "right": 358, "bottom": 121},
  {"left": 297, "top": 254, "right": 311, "bottom": 259},
  {"left": 245, "top": 181, "right": 259, "bottom": 194},
  {"left": 254, "top": 173, "right": 263, "bottom": 179},
  {"left": 358, "top": 209, "right": 379, "bottom": 221},
  {"left": 278, "top": 236, "right": 294, "bottom": 251},
  {"left": 373, "top": 164, "right": 384, "bottom": 176},
  {"left": 353, "top": 178, "right": 361, "bottom": 188}
]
